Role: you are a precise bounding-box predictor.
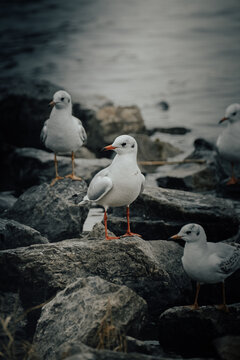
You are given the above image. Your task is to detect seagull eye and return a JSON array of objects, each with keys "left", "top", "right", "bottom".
[
  {"left": 61, "top": 97, "right": 65, "bottom": 101},
  {"left": 121, "top": 142, "right": 126, "bottom": 147},
  {"left": 186, "top": 231, "right": 191, "bottom": 235},
  {"left": 232, "top": 112, "right": 237, "bottom": 116}
]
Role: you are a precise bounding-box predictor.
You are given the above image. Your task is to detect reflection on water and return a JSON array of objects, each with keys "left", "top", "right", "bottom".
[{"left": 1, "top": 0, "right": 240, "bottom": 150}]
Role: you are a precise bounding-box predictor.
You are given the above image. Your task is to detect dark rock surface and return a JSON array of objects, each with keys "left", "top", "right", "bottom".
[
  {"left": 4, "top": 179, "right": 89, "bottom": 242},
  {"left": 158, "top": 303, "right": 240, "bottom": 357},
  {"left": 0, "top": 218, "right": 48, "bottom": 250},
  {"left": 10, "top": 147, "right": 110, "bottom": 193},
  {"left": 213, "top": 335, "right": 240, "bottom": 360},
  {"left": 108, "top": 186, "right": 239, "bottom": 241},
  {"left": 147, "top": 126, "right": 191, "bottom": 136},
  {"left": 34, "top": 276, "right": 147, "bottom": 360},
  {"left": 0, "top": 191, "right": 17, "bottom": 213}
]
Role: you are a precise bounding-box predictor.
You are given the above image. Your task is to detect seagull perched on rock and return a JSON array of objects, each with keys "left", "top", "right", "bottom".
[
  {"left": 217, "top": 103, "right": 240, "bottom": 185},
  {"left": 171, "top": 223, "right": 240, "bottom": 312},
  {"left": 41, "top": 90, "right": 87, "bottom": 186},
  {"left": 81, "top": 135, "right": 145, "bottom": 240}
]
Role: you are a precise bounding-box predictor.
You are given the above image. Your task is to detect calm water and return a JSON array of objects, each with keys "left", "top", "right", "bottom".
[{"left": 1, "top": 0, "right": 240, "bottom": 151}]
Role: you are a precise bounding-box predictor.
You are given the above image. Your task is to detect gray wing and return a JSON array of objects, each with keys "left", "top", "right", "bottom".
[
  {"left": 73, "top": 116, "right": 87, "bottom": 144},
  {"left": 87, "top": 168, "right": 112, "bottom": 201},
  {"left": 40, "top": 119, "right": 49, "bottom": 144},
  {"left": 140, "top": 173, "right": 145, "bottom": 194},
  {"left": 218, "top": 244, "right": 240, "bottom": 275}
]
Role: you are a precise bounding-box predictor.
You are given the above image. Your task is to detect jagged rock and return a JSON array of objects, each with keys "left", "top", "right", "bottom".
[
  {"left": 34, "top": 276, "right": 147, "bottom": 360},
  {"left": 10, "top": 147, "right": 110, "bottom": 192},
  {"left": 0, "top": 234, "right": 192, "bottom": 325},
  {"left": 158, "top": 303, "right": 240, "bottom": 357},
  {"left": 0, "top": 191, "right": 17, "bottom": 213},
  {"left": 4, "top": 179, "right": 89, "bottom": 242},
  {"left": 213, "top": 335, "right": 240, "bottom": 360},
  {"left": 0, "top": 218, "right": 48, "bottom": 250},
  {"left": 108, "top": 186, "right": 239, "bottom": 241}
]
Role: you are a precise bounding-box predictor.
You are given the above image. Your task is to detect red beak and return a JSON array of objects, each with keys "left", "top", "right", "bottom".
[
  {"left": 49, "top": 100, "right": 56, "bottom": 107},
  {"left": 219, "top": 117, "right": 229, "bottom": 124},
  {"left": 103, "top": 145, "right": 117, "bottom": 151}
]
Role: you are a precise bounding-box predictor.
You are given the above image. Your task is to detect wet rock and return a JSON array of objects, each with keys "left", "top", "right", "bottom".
[
  {"left": 0, "top": 218, "right": 48, "bottom": 250},
  {"left": 213, "top": 335, "right": 240, "bottom": 360},
  {"left": 34, "top": 276, "right": 147, "bottom": 360},
  {"left": 0, "top": 234, "right": 192, "bottom": 321},
  {"left": 147, "top": 127, "right": 191, "bottom": 136},
  {"left": 4, "top": 179, "right": 89, "bottom": 242},
  {"left": 158, "top": 304, "right": 240, "bottom": 357},
  {"left": 108, "top": 186, "right": 239, "bottom": 241},
  {"left": 10, "top": 147, "right": 110, "bottom": 193},
  {"left": 0, "top": 191, "right": 17, "bottom": 213},
  {"left": 156, "top": 101, "right": 169, "bottom": 111}
]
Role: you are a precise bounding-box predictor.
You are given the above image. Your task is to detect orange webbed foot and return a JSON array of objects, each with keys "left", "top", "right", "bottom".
[
  {"left": 121, "top": 232, "right": 142, "bottom": 238},
  {"left": 105, "top": 236, "right": 120, "bottom": 241},
  {"left": 50, "top": 176, "right": 64, "bottom": 186},
  {"left": 65, "top": 174, "right": 82, "bottom": 181},
  {"left": 226, "top": 176, "right": 238, "bottom": 185}
]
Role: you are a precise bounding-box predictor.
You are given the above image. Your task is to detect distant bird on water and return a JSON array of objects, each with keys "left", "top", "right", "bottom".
[
  {"left": 81, "top": 135, "right": 145, "bottom": 240},
  {"left": 171, "top": 223, "right": 240, "bottom": 312},
  {"left": 217, "top": 103, "right": 240, "bottom": 185},
  {"left": 41, "top": 90, "right": 87, "bottom": 186}
]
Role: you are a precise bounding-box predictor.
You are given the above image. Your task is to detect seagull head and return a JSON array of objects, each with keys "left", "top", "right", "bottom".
[
  {"left": 103, "top": 135, "right": 138, "bottom": 155},
  {"left": 49, "top": 90, "right": 72, "bottom": 110},
  {"left": 170, "top": 223, "right": 206, "bottom": 243},
  {"left": 219, "top": 103, "right": 240, "bottom": 125}
]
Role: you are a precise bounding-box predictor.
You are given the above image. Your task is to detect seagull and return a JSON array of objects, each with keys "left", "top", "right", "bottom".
[
  {"left": 41, "top": 90, "right": 87, "bottom": 186},
  {"left": 216, "top": 103, "right": 240, "bottom": 185},
  {"left": 171, "top": 223, "right": 240, "bottom": 312},
  {"left": 81, "top": 135, "right": 145, "bottom": 240}
]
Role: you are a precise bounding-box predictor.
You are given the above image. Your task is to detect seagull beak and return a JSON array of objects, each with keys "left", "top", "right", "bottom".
[
  {"left": 49, "top": 100, "right": 56, "bottom": 107},
  {"left": 170, "top": 234, "right": 182, "bottom": 240},
  {"left": 103, "top": 145, "right": 117, "bottom": 151},
  {"left": 219, "top": 117, "right": 229, "bottom": 124}
]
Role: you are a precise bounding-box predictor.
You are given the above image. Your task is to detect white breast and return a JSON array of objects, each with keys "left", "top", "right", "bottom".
[{"left": 217, "top": 122, "right": 240, "bottom": 163}]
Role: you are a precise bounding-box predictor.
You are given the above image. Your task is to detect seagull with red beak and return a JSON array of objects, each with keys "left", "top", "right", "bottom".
[
  {"left": 217, "top": 103, "right": 240, "bottom": 185},
  {"left": 81, "top": 135, "right": 145, "bottom": 240},
  {"left": 171, "top": 223, "right": 240, "bottom": 312},
  {"left": 41, "top": 90, "right": 87, "bottom": 186}
]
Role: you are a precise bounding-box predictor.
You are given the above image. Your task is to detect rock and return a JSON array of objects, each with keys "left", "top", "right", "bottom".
[
  {"left": 147, "top": 127, "right": 191, "bottom": 136},
  {"left": 125, "top": 337, "right": 164, "bottom": 356},
  {"left": 10, "top": 147, "right": 111, "bottom": 193},
  {"left": 213, "top": 335, "right": 240, "bottom": 360},
  {"left": 34, "top": 276, "right": 147, "bottom": 360},
  {"left": 0, "top": 218, "right": 48, "bottom": 250},
  {"left": 0, "top": 191, "right": 17, "bottom": 213},
  {"left": 74, "top": 103, "right": 146, "bottom": 154},
  {"left": 4, "top": 179, "right": 89, "bottom": 242},
  {"left": 0, "top": 234, "right": 192, "bottom": 330},
  {"left": 158, "top": 303, "right": 240, "bottom": 357},
  {"left": 156, "top": 101, "right": 169, "bottom": 111},
  {"left": 108, "top": 186, "right": 239, "bottom": 241}
]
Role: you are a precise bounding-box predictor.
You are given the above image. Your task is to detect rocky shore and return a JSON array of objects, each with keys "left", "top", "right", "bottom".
[{"left": 0, "top": 77, "right": 240, "bottom": 360}]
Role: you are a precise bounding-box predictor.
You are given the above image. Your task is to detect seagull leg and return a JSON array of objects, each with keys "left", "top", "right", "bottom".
[
  {"left": 50, "top": 153, "right": 64, "bottom": 186},
  {"left": 187, "top": 282, "right": 200, "bottom": 310},
  {"left": 227, "top": 162, "right": 238, "bottom": 185},
  {"left": 65, "top": 152, "right": 82, "bottom": 181},
  {"left": 104, "top": 210, "right": 119, "bottom": 240},
  {"left": 216, "top": 282, "right": 229, "bottom": 313},
  {"left": 122, "top": 206, "right": 142, "bottom": 237}
]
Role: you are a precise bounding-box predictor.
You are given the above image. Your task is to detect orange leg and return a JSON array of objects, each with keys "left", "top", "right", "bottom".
[
  {"left": 50, "top": 153, "right": 64, "bottom": 186},
  {"left": 187, "top": 282, "right": 200, "bottom": 310},
  {"left": 216, "top": 282, "right": 229, "bottom": 313},
  {"left": 121, "top": 206, "right": 142, "bottom": 238},
  {"left": 104, "top": 210, "right": 119, "bottom": 240},
  {"left": 227, "top": 162, "right": 238, "bottom": 185},
  {"left": 65, "top": 152, "right": 82, "bottom": 181}
]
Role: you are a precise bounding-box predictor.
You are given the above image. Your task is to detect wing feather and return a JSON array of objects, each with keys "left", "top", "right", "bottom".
[{"left": 40, "top": 119, "right": 49, "bottom": 144}]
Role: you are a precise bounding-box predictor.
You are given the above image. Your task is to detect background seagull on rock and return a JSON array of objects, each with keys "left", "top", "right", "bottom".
[
  {"left": 171, "top": 223, "right": 240, "bottom": 312},
  {"left": 81, "top": 135, "right": 145, "bottom": 240},
  {"left": 217, "top": 103, "right": 240, "bottom": 185},
  {"left": 41, "top": 90, "right": 87, "bottom": 186}
]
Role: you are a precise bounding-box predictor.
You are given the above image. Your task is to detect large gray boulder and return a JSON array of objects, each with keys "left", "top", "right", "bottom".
[
  {"left": 0, "top": 218, "right": 48, "bottom": 250},
  {"left": 0, "top": 191, "right": 17, "bottom": 214},
  {"left": 34, "top": 276, "right": 147, "bottom": 360},
  {"left": 4, "top": 179, "right": 89, "bottom": 242},
  {"left": 158, "top": 303, "right": 240, "bottom": 357},
  {"left": 108, "top": 186, "right": 239, "bottom": 240}
]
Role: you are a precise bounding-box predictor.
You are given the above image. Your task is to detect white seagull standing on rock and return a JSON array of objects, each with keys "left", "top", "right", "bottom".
[
  {"left": 171, "top": 223, "right": 240, "bottom": 312},
  {"left": 217, "top": 103, "right": 240, "bottom": 185},
  {"left": 81, "top": 135, "right": 145, "bottom": 240},
  {"left": 41, "top": 90, "right": 87, "bottom": 186}
]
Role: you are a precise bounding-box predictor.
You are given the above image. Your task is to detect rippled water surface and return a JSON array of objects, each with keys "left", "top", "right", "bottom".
[{"left": 1, "top": 0, "right": 240, "bottom": 150}]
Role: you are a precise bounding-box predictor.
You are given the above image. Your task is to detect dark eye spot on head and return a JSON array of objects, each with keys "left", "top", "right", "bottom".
[
  {"left": 196, "top": 229, "right": 200, "bottom": 236},
  {"left": 68, "top": 99, "right": 70, "bottom": 103},
  {"left": 186, "top": 231, "right": 191, "bottom": 235},
  {"left": 131, "top": 144, "right": 135, "bottom": 148},
  {"left": 121, "top": 142, "right": 126, "bottom": 147},
  {"left": 232, "top": 112, "right": 237, "bottom": 116},
  {"left": 61, "top": 97, "right": 64, "bottom": 101}
]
